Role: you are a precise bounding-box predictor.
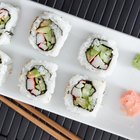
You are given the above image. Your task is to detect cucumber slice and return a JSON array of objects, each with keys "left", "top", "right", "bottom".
[
  {"left": 76, "top": 83, "right": 84, "bottom": 88},
  {"left": 100, "top": 49, "right": 112, "bottom": 63},
  {"left": 87, "top": 104, "right": 93, "bottom": 112},
  {"left": 35, "top": 84, "right": 41, "bottom": 91},
  {"left": 38, "top": 78, "right": 46, "bottom": 91},
  {"left": 4, "top": 16, "right": 10, "bottom": 23},
  {"left": 74, "top": 98, "right": 88, "bottom": 109},
  {"left": 44, "top": 33, "right": 51, "bottom": 42},
  {"left": 51, "top": 36, "right": 56, "bottom": 44},
  {"left": 82, "top": 84, "right": 94, "bottom": 98},
  {"left": 84, "top": 84, "right": 92, "bottom": 90},
  {"left": 94, "top": 44, "right": 107, "bottom": 52}
]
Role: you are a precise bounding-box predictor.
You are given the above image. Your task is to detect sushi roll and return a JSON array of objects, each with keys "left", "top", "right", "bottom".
[
  {"left": 19, "top": 60, "right": 58, "bottom": 103},
  {"left": 0, "top": 2, "right": 19, "bottom": 45},
  {"left": 78, "top": 34, "right": 118, "bottom": 77},
  {"left": 29, "top": 11, "right": 71, "bottom": 57},
  {"left": 64, "top": 75, "right": 106, "bottom": 116},
  {"left": 0, "top": 50, "right": 12, "bottom": 86}
]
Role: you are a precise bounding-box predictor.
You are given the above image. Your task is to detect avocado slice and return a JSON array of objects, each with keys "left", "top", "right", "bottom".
[
  {"left": 44, "top": 34, "right": 51, "bottom": 42},
  {"left": 0, "top": 19, "right": 5, "bottom": 29},
  {"left": 27, "top": 68, "right": 41, "bottom": 78},
  {"left": 0, "top": 23, "right": 4, "bottom": 29},
  {"left": 40, "top": 19, "right": 52, "bottom": 27},
  {"left": 4, "top": 16, "right": 10, "bottom": 23},
  {"left": 86, "top": 48, "right": 99, "bottom": 62},
  {"left": 36, "top": 26, "right": 51, "bottom": 34}
]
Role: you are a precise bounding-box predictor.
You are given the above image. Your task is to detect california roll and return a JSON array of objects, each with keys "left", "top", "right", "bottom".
[
  {"left": 29, "top": 11, "right": 71, "bottom": 57},
  {"left": 64, "top": 75, "right": 106, "bottom": 116},
  {"left": 0, "top": 50, "right": 12, "bottom": 86},
  {"left": 0, "top": 2, "right": 19, "bottom": 45},
  {"left": 19, "top": 60, "right": 58, "bottom": 103},
  {"left": 78, "top": 34, "right": 118, "bottom": 77}
]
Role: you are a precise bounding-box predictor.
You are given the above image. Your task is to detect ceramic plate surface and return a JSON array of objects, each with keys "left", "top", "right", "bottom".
[{"left": 1, "top": 0, "right": 140, "bottom": 139}]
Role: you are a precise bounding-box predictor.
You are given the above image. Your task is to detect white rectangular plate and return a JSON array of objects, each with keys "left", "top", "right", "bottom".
[{"left": 1, "top": 0, "right": 140, "bottom": 139}]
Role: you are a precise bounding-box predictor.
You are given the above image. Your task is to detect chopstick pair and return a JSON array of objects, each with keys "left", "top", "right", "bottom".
[{"left": 0, "top": 95, "right": 81, "bottom": 140}]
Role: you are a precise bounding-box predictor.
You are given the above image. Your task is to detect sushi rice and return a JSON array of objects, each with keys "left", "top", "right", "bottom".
[
  {"left": 19, "top": 60, "right": 58, "bottom": 104},
  {"left": 0, "top": 2, "right": 19, "bottom": 45},
  {"left": 0, "top": 50, "right": 12, "bottom": 86},
  {"left": 64, "top": 75, "right": 106, "bottom": 116},
  {"left": 78, "top": 34, "right": 118, "bottom": 77},
  {"left": 29, "top": 11, "right": 71, "bottom": 57}
]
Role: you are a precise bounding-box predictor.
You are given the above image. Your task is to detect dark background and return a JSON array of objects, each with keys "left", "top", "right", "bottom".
[{"left": 1, "top": 0, "right": 140, "bottom": 139}]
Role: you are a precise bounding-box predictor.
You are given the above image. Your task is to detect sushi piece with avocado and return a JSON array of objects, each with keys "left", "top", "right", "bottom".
[
  {"left": 64, "top": 75, "right": 106, "bottom": 116},
  {"left": 78, "top": 34, "right": 118, "bottom": 77},
  {"left": 29, "top": 11, "right": 71, "bottom": 57},
  {"left": 19, "top": 60, "right": 58, "bottom": 103},
  {"left": 0, "top": 50, "right": 12, "bottom": 86},
  {"left": 0, "top": 2, "right": 19, "bottom": 45}
]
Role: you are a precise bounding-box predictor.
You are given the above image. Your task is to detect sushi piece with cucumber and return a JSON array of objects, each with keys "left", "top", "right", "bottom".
[
  {"left": 0, "top": 2, "right": 19, "bottom": 45},
  {"left": 78, "top": 34, "right": 118, "bottom": 77},
  {"left": 29, "top": 11, "right": 71, "bottom": 57},
  {"left": 64, "top": 75, "right": 106, "bottom": 116},
  {"left": 19, "top": 60, "right": 58, "bottom": 103},
  {"left": 0, "top": 50, "right": 12, "bottom": 86}
]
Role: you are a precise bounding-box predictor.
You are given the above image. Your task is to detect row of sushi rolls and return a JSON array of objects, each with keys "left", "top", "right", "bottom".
[{"left": 1, "top": 2, "right": 140, "bottom": 117}]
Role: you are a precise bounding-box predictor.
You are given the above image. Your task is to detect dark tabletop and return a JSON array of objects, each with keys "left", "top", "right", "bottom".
[{"left": 1, "top": 0, "right": 140, "bottom": 139}]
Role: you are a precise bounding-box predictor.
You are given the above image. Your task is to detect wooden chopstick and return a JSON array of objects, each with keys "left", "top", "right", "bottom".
[
  {"left": 0, "top": 95, "right": 81, "bottom": 140},
  {"left": 0, "top": 96, "right": 68, "bottom": 140},
  {"left": 15, "top": 100, "right": 81, "bottom": 140}
]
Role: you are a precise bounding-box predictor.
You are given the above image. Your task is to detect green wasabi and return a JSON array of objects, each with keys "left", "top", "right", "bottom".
[{"left": 132, "top": 54, "right": 140, "bottom": 70}]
